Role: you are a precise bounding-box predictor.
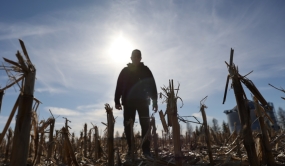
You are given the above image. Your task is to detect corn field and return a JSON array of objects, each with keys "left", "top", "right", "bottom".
[{"left": 0, "top": 41, "right": 285, "bottom": 166}]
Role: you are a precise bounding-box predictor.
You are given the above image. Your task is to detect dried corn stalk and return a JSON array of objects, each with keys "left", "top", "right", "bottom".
[
  {"left": 84, "top": 123, "right": 87, "bottom": 158},
  {"left": 269, "top": 83, "right": 285, "bottom": 100},
  {"left": 223, "top": 48, "right": 258, "bottom": 165},
  {"left": 0, "top": 95, "right": 20, "bottom": 144},
  {"left": 105, "top": 103, "right": 115, "bottom": 166},
  {"left": 94, "top": 125, "right": 100, "bottom": 160},
  {"left": 9, "top": 40, "right": 36, "bottom": 166},
  {"left": 253, "top": 96, "right": 275, "bottom": 165},
  {"left": 4, "top": 128, "right": 13, "bottom": 162},
  {"left": 47, "top": 118, "right": 55, "bottom": 163},
  {"left": 161, "top": 80, "right": 183, "bottom": 166},
  {"left": 200, "top": 96, "right": 214, "bottom": 166},
  {"left": 61, "top": 127, "right": 79, "bottom": 166}
]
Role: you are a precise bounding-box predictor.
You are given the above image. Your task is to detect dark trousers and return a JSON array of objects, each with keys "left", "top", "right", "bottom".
[{"left": 123, "top": 100, "right": 150, "bottom": 153}]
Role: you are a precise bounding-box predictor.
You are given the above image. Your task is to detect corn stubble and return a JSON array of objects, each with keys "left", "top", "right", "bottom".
[{"left": 1, "top": 42, "right": 285, "bottom": 165}]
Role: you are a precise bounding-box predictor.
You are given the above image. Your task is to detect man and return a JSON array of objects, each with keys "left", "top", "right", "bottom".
[{"left": 114, "top": 49, "right": 158, "bottom": 158}]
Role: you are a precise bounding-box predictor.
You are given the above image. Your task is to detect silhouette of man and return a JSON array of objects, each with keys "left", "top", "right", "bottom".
[{"left": 114, "top": 49, "right": 158, "bottom": 158}]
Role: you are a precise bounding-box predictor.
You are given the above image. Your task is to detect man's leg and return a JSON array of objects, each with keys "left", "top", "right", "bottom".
[
  {"left": 137, "top": 102, "right": 150, "bottom": 153},
  {"left": 123, "top": 103, "right": 136, "bottom": 152}
]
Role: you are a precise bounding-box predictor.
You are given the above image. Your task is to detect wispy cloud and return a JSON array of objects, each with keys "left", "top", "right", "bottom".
[
  {"left": 35, "top": 86, "right": 67, "bottom": 94},
  {"left": 44, "top": 101, "right": 125, "bottom": 136},
  {"left": 0, "top": 23, "right": 59, "bottom": 41},
  {"left": 46, "top": 107, "right": 80, "bottom": 116}
]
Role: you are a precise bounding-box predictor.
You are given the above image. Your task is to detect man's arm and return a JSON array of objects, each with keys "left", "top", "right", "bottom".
[
  {"left": 114, "top": 68, "right": 125, "bottom": 110},
  {"left": 145, "top": 67, "right": 158, "bottom": 112}
]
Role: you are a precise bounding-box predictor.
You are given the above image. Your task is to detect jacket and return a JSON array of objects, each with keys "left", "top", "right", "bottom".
[{"left": 115, "top": 62, "right": 157, "bottom": 106}]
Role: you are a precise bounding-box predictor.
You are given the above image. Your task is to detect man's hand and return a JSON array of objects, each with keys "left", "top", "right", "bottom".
[
  {"left": 115, "top": 104, "right": 122, "bottom": 110},
  {"left": 152, "top": 104, "right": 158, "bottom": 113}
]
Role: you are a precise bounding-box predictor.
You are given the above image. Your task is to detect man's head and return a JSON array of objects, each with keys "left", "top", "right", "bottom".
[{"left": 131, "top": 49, "right": 142, "bottom": 66}]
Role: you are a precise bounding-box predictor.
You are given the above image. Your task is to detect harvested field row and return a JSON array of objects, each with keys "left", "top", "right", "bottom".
[{"left": 0, "top": 41, "right": 284, "bottom": 166}]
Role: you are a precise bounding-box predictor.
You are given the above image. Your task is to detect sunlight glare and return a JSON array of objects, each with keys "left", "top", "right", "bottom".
[{"left": 109, "top": 35, "right": 133, "bottom": 64}]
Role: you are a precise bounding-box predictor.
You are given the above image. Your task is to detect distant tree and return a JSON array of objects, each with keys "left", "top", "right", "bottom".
[
  {"left": 199, "top": 125, "right": 204, "bottom": 135},
  {"left": 115, "top": 131, "right": 120, "bottom": 138},
  {"left": 195, "top": 126, "right": 200, "bottom": 136},
  {"left": 186, "top": 122, "right": 193, "bottom": 137},
  {"left": 212, "top": 118, "right": 221, "bottom": 133},
  {"left": 180, "top": 123, "right": 183, "bottom": 135},
  {"left": 169, "top": 128, "right": 173, "bottom": 144},
  {"left": 277, "top": 107, "right": 285, "bottom": 129},
  {"left": 222, "top": 121, "right": 230, "bottom": 134},
  {"left": 121, "top": 132, "right": 126, "bottom": 139}
]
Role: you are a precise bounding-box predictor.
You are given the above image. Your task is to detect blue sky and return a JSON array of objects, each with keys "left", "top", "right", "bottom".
[{"left": 0, "top": 0, "right": 285, "bottom": 136}]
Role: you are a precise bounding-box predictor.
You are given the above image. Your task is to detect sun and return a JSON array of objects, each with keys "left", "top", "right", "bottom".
[{"left": 109, "top": 35, "right": 133, "bottom": 64}]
